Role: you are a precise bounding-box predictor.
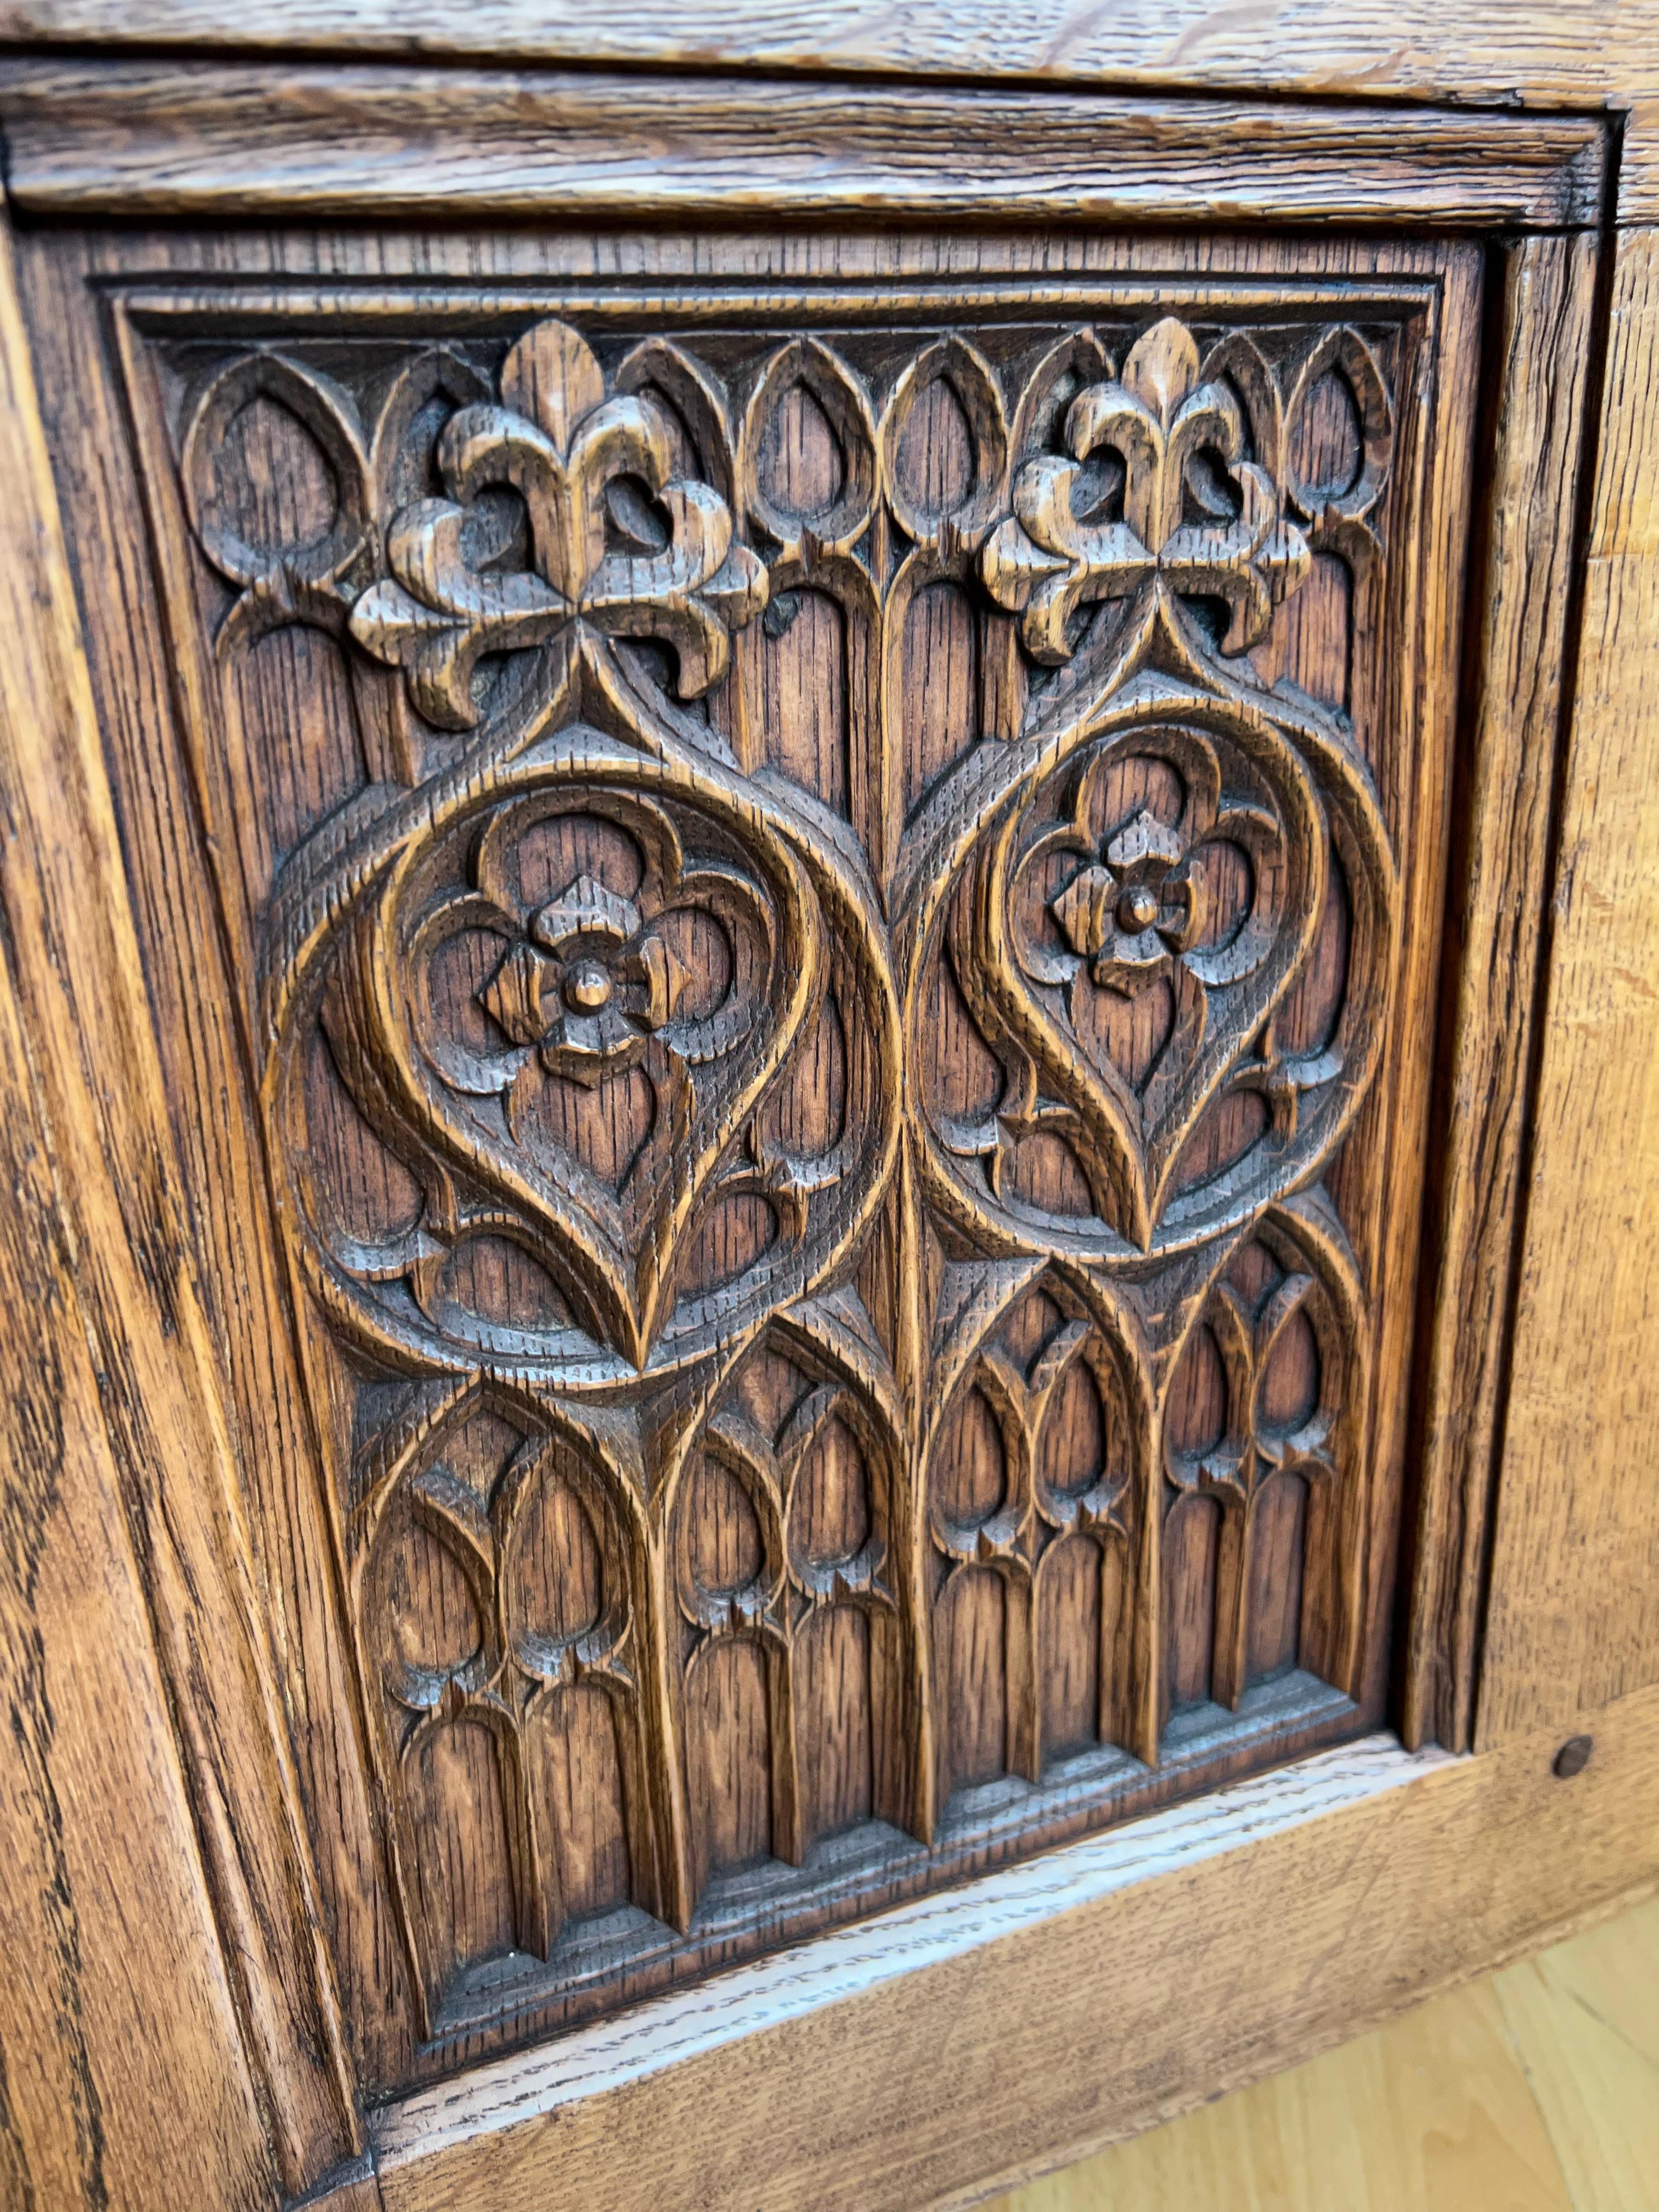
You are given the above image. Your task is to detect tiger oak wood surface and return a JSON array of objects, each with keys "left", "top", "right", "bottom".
[
  {"left": 1402, "top": 232, "right": 1601, "bottom": 1754},
  {"left": 0, "top": 61, "right": 1606, "bottom": 227},
  {"left": 1477, "top": 227, "right": 1659, "bottom": 1746},
  {"left": 0, "top": 208, "right": 355, "bottom": 2207},
  {"left": 21, "top": 213, "right": 1496, "bottom": 2091},
  {"left": 0, "top": 0, "right": 1652, "bottom": 122},
  {"left": 0, "top": 30, "right": 1654, "bottom": 2212},
  {"left": 0, "top": 834, "right": 277, "bottom": 2212}
]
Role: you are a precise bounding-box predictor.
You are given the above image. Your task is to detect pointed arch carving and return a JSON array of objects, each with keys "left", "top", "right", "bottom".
[{"left": 145, "top": 284, "right": 1440, "bottom": 2050}]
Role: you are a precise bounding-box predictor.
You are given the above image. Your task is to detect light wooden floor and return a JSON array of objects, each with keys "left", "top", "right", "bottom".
[{"left": 988, "top": 1892, "right": 1659, "bottom": 2212}]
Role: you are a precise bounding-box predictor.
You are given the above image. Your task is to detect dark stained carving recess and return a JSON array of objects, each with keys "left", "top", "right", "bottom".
[{"left": 149, "top": 294, "right": 1418, "bottom": 2052}]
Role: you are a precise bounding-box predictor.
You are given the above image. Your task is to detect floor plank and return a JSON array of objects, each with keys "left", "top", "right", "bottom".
[
  {"left": 1492, "top": 1897, "right": 1659, "bottom": 2212},
  {"left": 986, "top": 1898, "right": 1659, "bottom": 2211}
]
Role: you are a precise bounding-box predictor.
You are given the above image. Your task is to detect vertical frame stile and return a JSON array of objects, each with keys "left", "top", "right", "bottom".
[
  {"left": 0, "top": 41, "right": 1627, "bottom": 2208},
  {"left": 1353, "top": 248, "right": 1462, "bottom": 1724},
  {"left": 0, "top": 218, "right": 364, "bottom": 2193},
  {"left": 1404, "top": 230, "right": 1606, "bottom": 1754}
]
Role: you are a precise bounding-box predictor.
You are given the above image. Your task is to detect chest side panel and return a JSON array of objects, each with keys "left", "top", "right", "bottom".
[{"left": 34, "top": 226, "right": 1478, "bottom": 2086}]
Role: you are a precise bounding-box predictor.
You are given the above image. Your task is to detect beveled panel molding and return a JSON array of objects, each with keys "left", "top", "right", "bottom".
[
  {"left": 106, "top": 263, "right": 1465, "bottom": 2063},
  {"left": 7, "top": 57, "right": 1605, "bottom": 2137}
]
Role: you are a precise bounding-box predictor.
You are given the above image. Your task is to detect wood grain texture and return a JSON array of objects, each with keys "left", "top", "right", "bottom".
[
  {"left": 1491, "top": 1898, "right": 1659, "bottom": 2212},
  {"left": 1617, "top": 98, "right": 1659, "bottom": 226},
  {"left": 989, "top": 1888, "right": 1659, "bottom": 2211},
  {"left": 307, "top": 2169, "right": 389, "bottom": 2212},
  {"left": 373, "top": 1734, "right": 1444, "bottom": 2171},
  {"left": 0, "top": 0, "right": 1651, "bottom": 119},
  {"left": 22, "top": 215, "right": 1491, "bottom": 2083},
  {"left": 995, "top": 1893, "right": 1659, "bottom": 2212},
  {"left": 0, "top": 42, "right": 1641, "bottom": 2211},
  {"left": 1403, "top": 232, "right": 1601, "bottom": 1753},
  {"left": 991, "top": 1977, "right": 1579, "bottom": 2212},
  {"left": 363, "top": 1684, "right": 1659, "bottom": 2212},
  {"left": 20, "top": 225, "right": 434, "bottom": 2097},
  {"left": 0, "top": 206, "right": 361, "bottom": 2193},
  {"left": 1479, "top": 229, "right": 1659, "bottom": 1747},
  {"left": 0, "top": 59, "right": 1606, "bottom": 226},
  {"left": 0, "top": 825, "right": 277, "bottom": 2212}
]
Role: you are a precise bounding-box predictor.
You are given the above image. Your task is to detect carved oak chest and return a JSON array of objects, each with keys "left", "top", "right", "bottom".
[{"left": 0, "top": 26, "right": 1654, "bottom": 2212}]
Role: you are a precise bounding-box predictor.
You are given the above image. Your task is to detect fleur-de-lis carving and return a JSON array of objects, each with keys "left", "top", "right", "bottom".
[
  {"left": 151, "top": 294, "right": 1414, "bottom": 2034},
  {"left": 981, "top": 315, "right": 1310, "bottom": 662},
  {"left": 351, "top": 319, "right": 768, "bottom": 727}
]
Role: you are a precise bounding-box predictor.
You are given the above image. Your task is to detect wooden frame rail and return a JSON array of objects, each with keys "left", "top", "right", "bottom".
[{"left": 0, "top": 35, "right": 1653, "bottom": 2211}]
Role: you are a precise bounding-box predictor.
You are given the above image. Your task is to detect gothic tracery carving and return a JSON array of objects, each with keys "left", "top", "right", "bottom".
[{"left": 168, "top": 300, "right": 1405, "bottom": 2035}]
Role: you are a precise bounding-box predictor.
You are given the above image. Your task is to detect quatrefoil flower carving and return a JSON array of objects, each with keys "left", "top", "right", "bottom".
[
  {"left": 350, "top": 319, "right": 768, "bottom": 727},
  {"left": 479, "top": 873, "right": 678, "bottom": 1091},
  {"left": 981, "top": 315, "right": 1310, "bottom": 662},
  {"left": 366, "top": 781, "right": 823, "bottom": 1372},
  {"left": 416, "top": 787, "right": 776, "bottom": 1134},
  {"left": 1048, "top": 808, "right": 1206, "bottom": 998},
  {"left": 1012, "top": 731, "right": 1285, "bottom": 1021},
  {"left": 930, "top": 719, "right": 1320, "bottom": 1256}
]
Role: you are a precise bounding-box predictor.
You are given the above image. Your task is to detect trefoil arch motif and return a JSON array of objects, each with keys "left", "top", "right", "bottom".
[{"left": 160, "top": 296, "right": 1413, "bottom": 2039}]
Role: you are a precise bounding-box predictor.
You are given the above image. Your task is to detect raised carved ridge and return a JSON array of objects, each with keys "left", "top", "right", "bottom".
[{"left": 159, "top": 299, "right": 1409, "bottom": 2046}]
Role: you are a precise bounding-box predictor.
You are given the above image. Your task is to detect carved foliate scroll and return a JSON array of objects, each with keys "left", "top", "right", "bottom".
[{"left": 154, "top": 295, "right": 1410, "bottom": 2044}]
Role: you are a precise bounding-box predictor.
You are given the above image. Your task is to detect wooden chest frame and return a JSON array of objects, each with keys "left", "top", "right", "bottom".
[{"left": 0, "top": 32, "right": 1655, "bottom": 2212}]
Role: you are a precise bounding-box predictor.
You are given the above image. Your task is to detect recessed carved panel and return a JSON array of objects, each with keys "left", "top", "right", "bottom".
[{"left": 121, "top": 266, "right": 1464, "bottom": 2062}]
